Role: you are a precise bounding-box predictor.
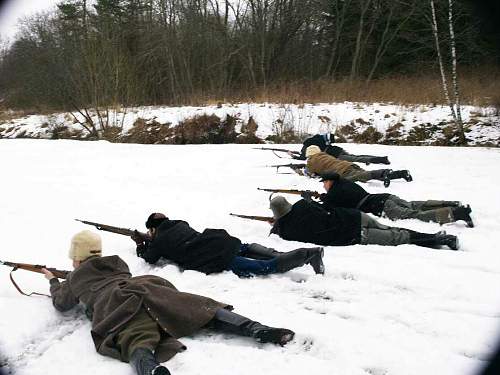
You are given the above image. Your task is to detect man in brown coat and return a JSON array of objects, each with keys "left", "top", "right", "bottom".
[
  {"left": 42, "top": 230, "right": 294, "bottom": 375},
  {"left": 305, "top": 145, "right": 412, "bottom": 187}
]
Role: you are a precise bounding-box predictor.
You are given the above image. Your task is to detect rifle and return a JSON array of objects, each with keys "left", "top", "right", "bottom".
[
  {"left": 266, "top": 163, "right": 306, "bottom": 172},
  {"left": 0, "top": 260, "right": 70, "bottom": 297},
  {"left": 254, "top": 147, "right": 301, "bottom": 157},
  {"left": 257, "top": 188, "right": 322, "bottom": 199},
  {"left": 229, "top": 213, "right": 274, "bottom": 223},
  {"left": 75, "top": 219, "right": 149, "bottom": 240}
]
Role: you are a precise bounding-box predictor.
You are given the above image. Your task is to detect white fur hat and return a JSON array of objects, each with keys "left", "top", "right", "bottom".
[
  {"left": 69, "top": 230, "right": 102, "bottom": 261},
  {"left": 305, "top": 145, "right": 321, "bottom": 158}
]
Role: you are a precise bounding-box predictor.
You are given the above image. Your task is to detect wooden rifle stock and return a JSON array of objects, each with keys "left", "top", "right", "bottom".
[
  {"left": 75, "top": 219, "right": 149, "bottom": 240},
  {"left": 0, "top": 260, "right": 71, "bottom": 297},
  {"left": 257, "top": 188, "right": 321, "bottom": 198},
  {"left": 229, "top": 213, "right": 274, "bottom": 223},
  {"left": 254, "top": 147, "right": 301, "bottom": 156}
]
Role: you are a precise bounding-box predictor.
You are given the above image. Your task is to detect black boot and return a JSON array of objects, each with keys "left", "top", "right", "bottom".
[
  {"left": 276, "top": 248, "right": 325, "bottom": 274},
  {"left": 245, "top": 243, "right": 283, "bottom": 260},
  {"left": 452, "top": 205, "right": 474, "bottom": 228},
  {"left": 369, "top": 169, "right": 392, "bottom": 187},
  {"left": 212, "top": 309, "right": 295, "bottom": 346},
  {"left": 388, "top": 169, "right": 413, "bottom": 182},
  {"left": 130, "top": 348, "right": 171, "bottom": 375},
  {"left": 409, "top": 231, "right": 459, "bottom": 250},
  {"left": 371, "top": 156, "right": 391, "bottom": 165}
]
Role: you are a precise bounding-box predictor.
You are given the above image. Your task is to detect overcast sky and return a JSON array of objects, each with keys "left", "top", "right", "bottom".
[{"left": 0, "top": 0, "right": 62, "bottom": 41}]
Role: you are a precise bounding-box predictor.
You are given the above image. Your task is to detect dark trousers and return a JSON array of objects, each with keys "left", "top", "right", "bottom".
[{"left": 227, "top": 244, "right": 278, "bottom": 277}]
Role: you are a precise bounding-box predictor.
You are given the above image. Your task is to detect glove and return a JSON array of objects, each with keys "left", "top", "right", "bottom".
[
  {"left": 131, "top": 230, "right": 146, "bottom": 245},
  {"left": 136, "top": 243, "right": 147, "bottom": 258},
  {"left": 301, "top": 191, "right": 314, "bottom": 202}
]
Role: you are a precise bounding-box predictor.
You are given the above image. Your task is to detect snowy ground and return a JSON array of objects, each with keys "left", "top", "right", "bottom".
[
  {"left": 1, "top": 102, "right": 499, "bottom": 145},
  {"left": 1, "top": 140, "right": 500, "bottom": 375}
]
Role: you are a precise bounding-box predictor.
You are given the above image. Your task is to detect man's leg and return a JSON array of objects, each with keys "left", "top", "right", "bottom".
[
  {"left": 116, "top": 309, "right": 170, "bottom": 375},
  {"left": 337, "top": 152, "right": 390, "bottom": 165},
  {"left": 359, "top": 213, "right": 411, "bottom": 246},
  {"left": 383, "top": 195, "right": 454, "bottom": 224},
  {"left": 210, "top": 308, "right": 295, "bottom": 346},
  {"left": 229, "top": 247, "right": 325, "bottom": 276},
  {"left": 240, "top": 243, "right": 282, "bottom": 260},
  {"left": 410, "top": 200, "right": 461, "bottom": 210},
  {"left": 359, "top": 213, "right": 458, "bottom": 250}
]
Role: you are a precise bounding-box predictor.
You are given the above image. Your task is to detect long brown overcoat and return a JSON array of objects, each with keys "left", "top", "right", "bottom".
[
  {"left": 49, "top": 255, "right": 229, "bottom": 362},
  {"left": 307, "top": 152, "right": 357, "bottom": 176}
]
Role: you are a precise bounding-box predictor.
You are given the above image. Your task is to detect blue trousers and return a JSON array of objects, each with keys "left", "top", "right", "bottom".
[{"left": 228, "top": 244, "right": 278, "bottom": 277}]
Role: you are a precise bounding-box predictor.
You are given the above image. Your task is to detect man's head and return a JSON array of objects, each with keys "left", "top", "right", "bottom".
[
  {"left": 270, "top": 196, "right": 293, "bottom": 221},
  {"left": 69, "top": 230, "right": 102, "bottom": 268},
  {"left": 145, "top": 212, "right": 167, "bottom": 237},
  {"left": 305, "top": 145, "right": 321, "bottom": 158},
  {"left": 320, "top": 172, "right": 339, "bottom": 192}
]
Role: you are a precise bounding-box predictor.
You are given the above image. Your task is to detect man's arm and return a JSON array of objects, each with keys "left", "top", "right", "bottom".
[{"left": 42, "top": 269, "right": 79, "bottom": 312}]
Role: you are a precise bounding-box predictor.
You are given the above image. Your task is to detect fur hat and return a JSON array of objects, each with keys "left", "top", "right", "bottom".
[
  {"left": 305, "top": 145, "right": 321, "bottom": 158},
  {"left": 69, "top": 230, "right": 102, "bottom": 261},
  {"left": 270, "top": 196, "right": 293, "bottom": 221},
  {"left": 146, "top": 213, "right": 167, "bottom": 229}
]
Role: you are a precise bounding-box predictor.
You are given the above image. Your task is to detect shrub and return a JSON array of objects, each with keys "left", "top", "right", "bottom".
[
  {"left": 173, "top": 114, "right": 238, "bottom": 144},
  {"left": 122, "top": 118, "right": 173, "bottom": 144},
  {"left": 352, "top": 126, "right": 383, "bottom": 144}
]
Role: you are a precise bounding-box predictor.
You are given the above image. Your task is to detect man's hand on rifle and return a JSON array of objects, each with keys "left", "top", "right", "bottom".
[
  {"left": 41, "top": 268, "right": 56, "bottom": 281},
  {"left": 300, "top": 191, "right": 315, "bottom": 202},
  {"left": 131, "top": 230, "right": 146, "bottom": 245}
]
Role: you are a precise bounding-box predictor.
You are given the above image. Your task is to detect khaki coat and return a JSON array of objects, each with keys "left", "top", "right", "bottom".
[{"left": 49, "top": 255, "right": 229, "bottom": 362}]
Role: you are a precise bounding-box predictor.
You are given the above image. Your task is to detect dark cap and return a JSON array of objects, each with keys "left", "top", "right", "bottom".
[
  {"left": 145, "top": 213, "right": 167, "bottom": 229},
  {"left": 319, "top": 172, "right": 340, "bottom": 182}
]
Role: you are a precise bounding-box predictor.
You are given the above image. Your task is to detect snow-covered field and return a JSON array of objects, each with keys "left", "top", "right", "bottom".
[
  {"left": 1, "top": 139, "right": 500, "bottom": 375},
  {"left": 1, "top": 102, "right": 499, "bottom": 145}
]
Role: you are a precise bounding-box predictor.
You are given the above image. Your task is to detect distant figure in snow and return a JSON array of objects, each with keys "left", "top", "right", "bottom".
[
  {"left": 269, "top": 196, "right": 459, "bottom": 250},
  {"left": 292, "top": 133, "right": 391, "bottom": 165},
  {"left": 307, "top": 172, "right": 473, "bottom": 227},
  {"left": 305, "top": 145, "right": 413, "bottom": 187},
  {"left": 131, "top": 213, "right": 324, "bottom": 276},
  {"left": 42, "top": 231, "right": 295, "bottom": 375}
]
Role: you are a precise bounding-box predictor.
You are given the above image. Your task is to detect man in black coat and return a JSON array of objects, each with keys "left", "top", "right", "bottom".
[
  {"left": 312, "top": 172, "right": 474, "bottom": 227},
  {"left": 132, "top": 213, "right": 325, "bottom": 276},
  {"left": 269, "top": 196, "right": 459, "bottom": 250},
  {"left": 293, "top": 133, "right": 390, "bottom": 165}
]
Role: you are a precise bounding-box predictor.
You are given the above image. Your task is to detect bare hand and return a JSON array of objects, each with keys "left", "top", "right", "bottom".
[{"left": 41, "top": 268, "right": 56, "bottom": 280}]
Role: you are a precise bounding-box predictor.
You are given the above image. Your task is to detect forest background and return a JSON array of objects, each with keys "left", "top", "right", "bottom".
[{"left": 0, "top": 0, "right": 499, "bottom": 112}]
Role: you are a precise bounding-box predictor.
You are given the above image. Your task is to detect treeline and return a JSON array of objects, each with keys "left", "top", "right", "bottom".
[{"left": 0, "top": 0, "right": 498, "bottom": 110}]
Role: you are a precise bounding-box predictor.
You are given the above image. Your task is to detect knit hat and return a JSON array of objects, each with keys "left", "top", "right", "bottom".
[
  {"left": 319, "top": 172, "right": 340, "bottom": 181},
  {"left": 69, "top": 230, "right": 102, "bottom": 261},
  {"left": 146, "top": 213, "right": 167, "bottom": 229},
  {"left": 270, "top": 196, "right": 293, "bottom": 221},
  {"left": 305, "top": 145, "right": 321, "bottom": 158}
]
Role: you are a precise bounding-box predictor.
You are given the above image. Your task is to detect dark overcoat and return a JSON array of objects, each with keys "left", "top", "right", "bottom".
[
  {"left": 49, "top": 255, "right": 229, "bottom": 362},
  {"left": 271, "top": 199, "right": 361, "bottom": 246},
  {"left": 321, "top": 175, "right": 391, "bottom": 217},
  {"left": 141, "top": 219, "right": 241, "bottom": 274}
]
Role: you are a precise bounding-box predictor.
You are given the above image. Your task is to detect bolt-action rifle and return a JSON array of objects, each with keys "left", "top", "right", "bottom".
[
  {"left": 266, "top": 163, "right": 306, "bottom": 172},
  {"left": 254, "top": 147, "right": 301, "bottom": 158},
  {"left": 75, "top": 219, "right": 150, "bottom": 240},
  {"left": 257, "top": 188, "right": 321, "bottom": 199},
  {"left": 229, "top": 213, "right": 274, "bottom": 223},
  {"left": 0, "top": 260, "right": 70, "bottom": 297}
]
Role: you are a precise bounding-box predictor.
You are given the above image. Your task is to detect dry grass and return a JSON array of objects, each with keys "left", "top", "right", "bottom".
[{"left": 200, "top": 66, "right": 500, "bottom": 107}]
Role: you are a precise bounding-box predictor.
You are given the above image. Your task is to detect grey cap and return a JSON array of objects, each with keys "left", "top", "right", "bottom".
[{"left": 270, "top": 196, "right": 293, "bottom": 220}]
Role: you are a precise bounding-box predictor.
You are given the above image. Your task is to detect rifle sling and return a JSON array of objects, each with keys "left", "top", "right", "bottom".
[{"left": 9, "top": 267, "right": 51, "bottom": 298}]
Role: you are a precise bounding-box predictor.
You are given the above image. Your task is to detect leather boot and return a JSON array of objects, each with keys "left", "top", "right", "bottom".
[
  {"left": 212, "top": 309, "right": 295, "bottom": 346},
  {"left": 245, "top": 243, "right": 283, "bottom": 260},
  {"left": 276, "top": 248, "right": 325, "bottom": 274},
  {"left": 130, "top": 348, "right": 170, "bottom": 375},
  {"left": 452, "top": 205, "right": 474, "bottom": 228},
  {"left": 388, "top": 170, "right": 413, "bottom": 182},
  {"left": 409, "top": 231, "right": 459, "bottom": 250},
  {"left": 369, "top": 169, "right": 392, "bottom": 187}
]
